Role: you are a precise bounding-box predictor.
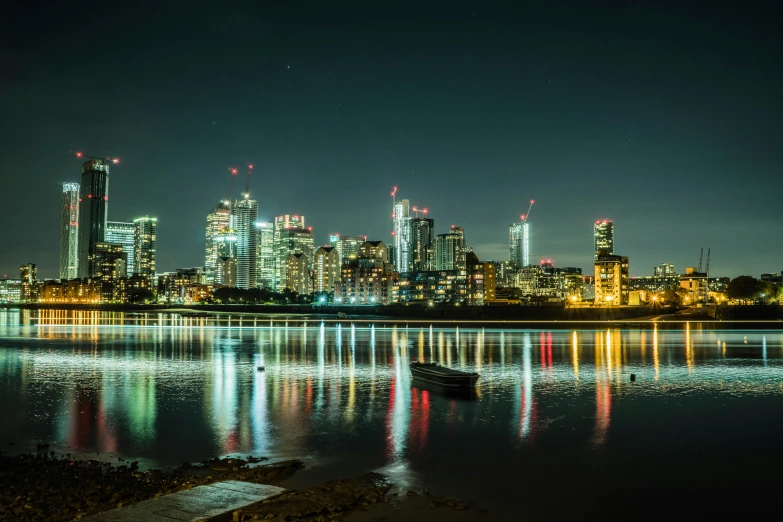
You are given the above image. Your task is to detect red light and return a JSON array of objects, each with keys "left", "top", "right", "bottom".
[
  {"left": 75, "top": 152, "right": 83, "bottom": 158},
  {"left": 422, "top": 208, "right": 428, "bottom": 214},
  {"left": 531, "top": 200, "right": 534, "bottom": 204},
  {"left": 391, "top": 231, "right": 396, "bottom": 236},
  {"left": 112, "top": 158, "right": 120, "bottom": 164},
  {"left": 88, "top": 194, "right": 92, "bottom": 198},
  {"left": 308, "top": 227, "right": 312, "bottom": 231},
  {"left": 104, "top": 196, "right": 108, "bottom": 201},
  {"left": 230, "top": 168, "right": 238, "bottom": 175},
  {"left": 521, "top": 215, "right": 526, "bottom": 220},
  {"left": 248, "top": 164, "right": 254, "bottom": 169}
]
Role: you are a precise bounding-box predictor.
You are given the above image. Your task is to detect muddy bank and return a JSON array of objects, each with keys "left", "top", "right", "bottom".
[{"left": 0, "top": 452, "right": 302, "bottom": 521}]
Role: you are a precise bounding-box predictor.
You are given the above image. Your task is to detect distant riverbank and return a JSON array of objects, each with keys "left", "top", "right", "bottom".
[{"left": 4, "top": 302, "right": 783, "bottom": 328}]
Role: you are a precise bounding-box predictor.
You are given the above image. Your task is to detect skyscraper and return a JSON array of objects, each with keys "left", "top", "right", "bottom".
[
  {"left": 273, "top": 215, "right": 307, "bottom": 291},
  {"left": 285, "top": 253, "right": 311, "bottom": 295},
  {"left": 20, "top": 263, "right": 37, "bottom": 301},
  {"left": 133, "top": 217, "right": 157, "bottom": 278},
  {"left": 78, "top": 159, "right": 112, "bottom": 277},
  {"left": 106, "top": 221, "right": 134, "bottom": 276},
  {"left": 436, "top": 226, "right": 466, "bottom": 271},
  {"left": 59, "top": 182, "right": 80, "bottom": 280},
  {"left": 204, "top": 202, "right": 231, "bottom": 284},
  {"left": 93, "top": 242, "right": 127, "bottom": 302},
  {"left": 256, "top": 222, "right": 275, "bottom": 289},
  {"left": 594, "top": 220, "right": 614, "bottom": 260},
  {"left": 233, "top": 198, "right": 258, "bottom": 289},
  {"left": 509, "top": 221, "right": 529, "bottom": 268},
  {"left": 215, "top": 225, "right": 237, "bottom": 286},
  {"left": 330, "top": 235, "right": 366, "bottom": 263},
  {"left": 410, "top": 217, "right": 435, "bottom": 271},
  {"left": 393, "top": 199, "right": 411, "bottom": 273}
]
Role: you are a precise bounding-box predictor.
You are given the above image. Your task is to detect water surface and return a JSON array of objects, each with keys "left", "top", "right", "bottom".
[{"left": 1, "top": 309, "right": 782, "bottom": 520}]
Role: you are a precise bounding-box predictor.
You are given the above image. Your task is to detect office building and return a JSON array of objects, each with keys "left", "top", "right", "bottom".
[
  {"left": 314, "top": 246, "right": 340, "bottom": 294},
  {"left": 233, "top": 198, "right": 258, "bottom": 289},
  {"left": 436, "top": 226, "right": 466, "bottom": 271},
  {"left": 285, "top": 253, "right": 311, "bottom": 295},
  {"left": 653, "top": 263, "right": 676, "bottom": 277},
  {"left": 59, "top": 182, "right": 80, "bottom": 280},
  {"left": 106, "top": 221, "right": 134, "bottom": 276},
  {"left": 410, "top": 217, "right": 435, "bottom": 271},
  {"left": 594, "top": 220, "right": 614, "bottom": 260},
  {"left": 256, "top": 222, "right": 275, "bottom": 289},
  {"left": 509, "top": 221, "right": 529, "bottom": 268},
  {"left": 133, "top": 217, "right": 157, "bottom": 278},
  {"left": 679, "top": 267, "right": 708, "bottom": 304},
  {"left": 78, "top": 159, "right": 113, "bottom": 277},
  {"left": 330, "top": 234, "right": 366, "bottom": 263},
  {"left": 204, "top": 202, "right": 231, "bottom": 284},
  {"left": 594, "top": 250, "right": 629, "bottom": 305},
  {"left": 337, "top": 241, "right": 394, "bottom": 304},
  {"left": 273, "top": 215, "right": 310, "bottom": 291},
  {"left": 215, "top": 226, "right": 237, "bottom": 286},
  {"left": 20, "top": 264, "right": 37, "bottom": 302},
  {"left": 393, "top": 199, "right": 411, "bottom": 273},
  {"left": 94, "top": 242, "right": 127, "bottom": 301},
  {"left": 0, "top": 279, "right": 22, "bottom": 303}
]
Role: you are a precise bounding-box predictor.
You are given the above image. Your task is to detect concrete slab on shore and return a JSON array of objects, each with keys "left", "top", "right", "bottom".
[{"left": 82, "top": 480, "right": 285, "bottom": 521}]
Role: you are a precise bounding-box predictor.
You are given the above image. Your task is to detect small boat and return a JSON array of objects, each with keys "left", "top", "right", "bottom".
[{"left": 409, "top": 362, "right": 479, "bottom": 389}]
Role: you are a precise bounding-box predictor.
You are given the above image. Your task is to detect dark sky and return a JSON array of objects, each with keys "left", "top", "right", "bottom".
[{"left": 2, "top": 1, "right": 782, "bottom": 279}]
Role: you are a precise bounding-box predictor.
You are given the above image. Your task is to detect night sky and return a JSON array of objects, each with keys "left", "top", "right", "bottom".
[{"left": 2, "top": 1, "right": 782, "bottom": 279}]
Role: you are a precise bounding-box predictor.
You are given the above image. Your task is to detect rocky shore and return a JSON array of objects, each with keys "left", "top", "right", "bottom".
[
  {"left": 0, "top": 450, "right": 474, "bottom": 521},
  {"left": 0, "top": 451, "right": 302, "bottom": 521}
]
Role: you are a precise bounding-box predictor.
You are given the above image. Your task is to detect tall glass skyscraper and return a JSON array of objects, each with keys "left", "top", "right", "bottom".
[
  {"left": 509, "top": 221, "right": 530, "bottom": 269},
  {"left": 233, "top": 197, "right": 258, "bottom": 289},
  {"left": 59, "top": 182, "right": 80, "bottom": 280},
  {"left": 204, "top": 202, "right": 231, "bottom": 284},
  {"left": 410, "top": 217, "right": 435, "bottom": 271},
  {"left": 256, "top": 222, "right": 275, "bottom": 289},
  {"left": 106, "top": 221, "right": 134, "bottom": 276},
  {"left": 133, "top": 217, "right": 157, "bottom": 277},
  {"left": 594, "top": 219, "right": 614, "bottom": 260},
  {"left": 78, "top": 159, "right": 112, "bottom": 277},
  {"left": 393, "top": 199, "right": 411, "bottom": 273}
]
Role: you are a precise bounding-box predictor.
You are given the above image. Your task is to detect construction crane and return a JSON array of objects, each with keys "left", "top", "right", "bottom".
[
  {"left": 226, "top": 167, "right": 239, "bottom": 206},
  {"left": 411, "top": 205, "right": 428, "bottom": 218},
  {"left": 243, "top": 164, "right": 254, "bottom": 198},
  {"left": 704, "top": 248, "right": 711, "bottom": 303},
  {"left": 390, "top": 186, "right": 397, "bottom": 237},
  {"left": 73, "top": 151, "right": 120, "bottom": 164},
  {"left": 521, "top": 199, "right": 535, "bottom": 224},
  {"left": 698, "top": 247, "right": 703, "bottom": 273}
]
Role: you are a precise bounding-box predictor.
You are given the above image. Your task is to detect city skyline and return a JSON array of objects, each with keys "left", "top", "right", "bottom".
[{"left": 2, "top": 4, "right": 782, "bottom": 278}]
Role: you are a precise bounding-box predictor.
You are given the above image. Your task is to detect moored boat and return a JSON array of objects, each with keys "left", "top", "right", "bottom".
[{"left": 409, "top": 362, "right": 479, "bottom": 389}]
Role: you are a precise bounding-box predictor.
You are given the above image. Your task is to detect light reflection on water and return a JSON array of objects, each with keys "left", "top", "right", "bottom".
[{"left": 1, "top": 309, "right": 783, "bottom": 477}]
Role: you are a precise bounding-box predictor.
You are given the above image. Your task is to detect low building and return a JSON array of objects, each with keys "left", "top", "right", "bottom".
[
  {"left": 594, "top": 251, "right": 629, "bottom": 305},
  {"left": 285, "top": 253, "right": 311, "bottom": 295},
  {"left": 336, "top": 241, "right": 394, "bottom": 304},
  {"left": 395, "top": 270, "right": 465, "bottom": 304},
  {"left": 313, "top": 246, "right": 340, "bottom": 294},
  {"left": 679, "top": 267, "right": 707, "bottom": 304}
]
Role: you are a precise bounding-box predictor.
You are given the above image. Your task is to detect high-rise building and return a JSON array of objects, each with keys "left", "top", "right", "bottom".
[
  {"left": 94, "top": 242, "right": 127, "bottom": 302},
  {"left": 78, "top": 159, "right": 112, "bottom": 277},
  {"left": 654, "top": 263, "right": 676, "bottom": 277},
  {"left": 133, "top": 217, "right": 157, "bottom": 278},
  {"left": 285, "top": 253, "right": 311, "bottom": 295},
  {"left": 273, "top": 215, "right": 308, "bottom": 291},
  {"left": 20, "top": 264, "right": 37, "bottom": 302},
  {"left": 204, "top": 202, "right": 231, "bottom": 284},
  {"left": 215, "top": 226, "right": 237, "bottom": 286},
  {"left": 106, "top": 221, "right": 134, "bottom": 276},
  {"left": 393, "top": 199, "right": 411, "bottom": 273},
  {"left": 330, "top": 234, "right": 367, "bottom": 263},
  {"left": 594, "top": 250, "right": 629, "bottom": 305},
  {"left": 594, "top": 220, "right": 614, "bottom": 260},
  {"left": 59, "top": 182, "right": 80, "bottom": 280},
  {"left": 436, "top": 226, "right": 466, "bottom": 271},
  {"left": 410, "top": 218, "right": 435, "bottom": 271},
  {"left": 509, "top": 221, "right": 529, "bottom": 268},
  {"left": 233, "top": 198, "right": 258, "bottom": 289},
  {"left": 313, "top": 246, "right": 340, "bottom": 294},
  {"left": 256, "top": 222, "right": 275, "bottom": 289}
]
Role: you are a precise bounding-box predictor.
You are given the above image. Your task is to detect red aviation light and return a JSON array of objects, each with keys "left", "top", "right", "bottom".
[
  {"left": 88, "top": 194, "right": 92, "bottom": 198},
  {"left": 75, "top": 152, "right": 84, "bottom": 158},
  {"left": 111, "top": 158, "right": 120, "bottom": 164}
]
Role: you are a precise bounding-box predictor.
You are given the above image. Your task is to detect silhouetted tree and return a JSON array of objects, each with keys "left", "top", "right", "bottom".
[{"left": 726, "top": 276, "right": 763, "bottom": 303}]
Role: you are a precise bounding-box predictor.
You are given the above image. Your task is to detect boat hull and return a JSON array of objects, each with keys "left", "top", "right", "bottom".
[{"left": 409, "top": 362, "right": 479, "bottom": 389}]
